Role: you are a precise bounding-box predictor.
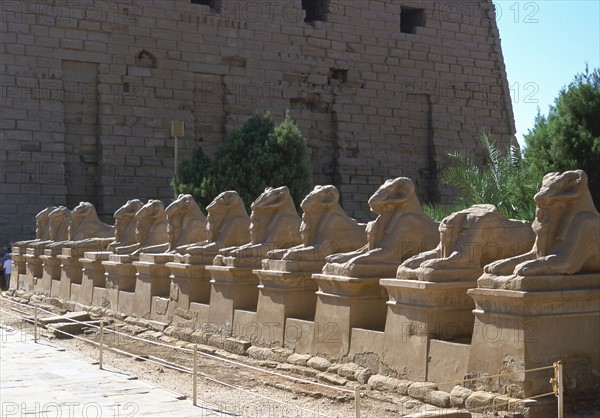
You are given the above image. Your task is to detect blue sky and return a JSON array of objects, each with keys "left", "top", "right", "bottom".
[{"left": 492, "top": 0, "right": 600, "bottom": 147}]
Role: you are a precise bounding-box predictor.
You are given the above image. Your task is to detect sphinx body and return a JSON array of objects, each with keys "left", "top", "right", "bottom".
[
  {"left": 397, "top": 204, "right": 535, "bottom": 282},
  {"left": 323, "top": 178, "right": 439, "bottom": 277},
  {"left": 142, "top": 194, "right": 208, "bottom": 254},
  {"left": 483, "top": 170, "right": 600, "bottom": 281},
  {"left": 45, "top": 202, "right": 115, "bottom": 252},
  {"left": 265, "top": 185, "right": 367, "bottom": 265},
  {"left": 27, "top": 207, "right": 72, "bottom": 250},
  {"left": 107, "top": 199, "right": 144, "bottom": 251},
  {"left": 181, "top": 191, "right": 251, "bottom": 263},
  {"left": 113, "top": 200, "right": 168, "bottom": 256},
  {"left": 12, "top": 206, "right": 57, "bottom": 252},
  {"left": 214, "top": 186, "right": 301, "bottom": 267}
]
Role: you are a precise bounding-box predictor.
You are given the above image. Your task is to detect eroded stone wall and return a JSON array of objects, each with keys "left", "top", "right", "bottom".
[{"left": 0, "top": 0, "right": 514, "bottom": 245}]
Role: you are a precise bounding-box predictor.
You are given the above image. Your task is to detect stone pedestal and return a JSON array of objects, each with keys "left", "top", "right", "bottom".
[
  {"left": 10, "top": 246, "right": 27, "bottom": 291},
  {"left": 205, "top": 265, "right": 259, "bottom": 333},
  {"left": 9, "top": 266, "right": 21, "bottom": 291},
  {"left": 379, "top": 279, "right": 476, "bottom": 381},
  {"left": 252, "top": 260, "right": 320, "bottom": 346},
  {"left": 38, "top": 252, "right": 61, "bottom": 296},
  {"left": 25, "top": 247, "right": 45, "bottom": 282},
  {"left": 57, "top": 248, "right": 85, "bottom": 301},
  {"left": 78, "top": 251, "right": 111, "bottom": 306},
  {"left": 468, "top": 273, "right": 600, "bottom": 399},
  {"left": 133, "top": 254, "right": 173, "bottom": 321},
  {"left": 10, "top": 250, "right": 26, "bottom": 288},
  {"left": 102, "top": 254, "right": 137, "bottom": 315},
  {"left": 311, "top": 274, "right": 388, "bottom": 358},
  {"left": 166, "top": 254, "right": 212, "bottom": 321},
  {"left": 11, "top": 248, "right": 27, "bottom": 275}
]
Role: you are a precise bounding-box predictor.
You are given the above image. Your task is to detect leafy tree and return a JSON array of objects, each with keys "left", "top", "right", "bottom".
[
  {"left": 524, "top": 67, "right": 600, "bottom": 207},
  {"left": 430, "top": 132, "right": 538, "bottom": 222},
  {"left": 173, "top": 112, "right": 312, "bottom": 211},
  {"left": 266, "top": 113, "right": 313, "bottom": 206},
  {"left": 171, "top": 147, "right": 212, "bottom": 211}
]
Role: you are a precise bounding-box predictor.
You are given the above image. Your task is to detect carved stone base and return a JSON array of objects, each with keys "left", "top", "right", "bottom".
[
  {"left": 468, "top": 274, "right": 600, "bottom": 398},
  {"left": 311, "top": 274, "right": 388, "bottom": 358},
  {"left": 78, "top": 251, "right": 111, "bottom": 306},
  {"left": 252, "top": 268, "right": 318, "bottom": 346},
  {"left": 132, "top": 254, "right": 173, "bottom": 320},
  {"left": 379, "top": 278, "right": 476, "bottom": 381},
  {"left": 38, "top": 255, "right": 61, "bottom": 296},
  {"left": 9, "top": 250, "right": 25, "bottom": 291},
  {"left": 103, "top": 256, "right": 137, "bottom": 315},
  {"left": 57, "top": 248, "right": 85, "bottom": 301},
  {"left": 17, "top": 272, "right": 35, "bottom": 293},
  {"left": 11, "top": 251, "right": 27, "bottom": 275},
  {"left": 205, "top": 265, "right": 259, "bottom": 333},
  {"left": 25, "top": 249, "right": 44, "bottom": 281},
  {"left": 397, "top": 265, "right": 480, "bottom": 282},
  {"left": 9, "top": 270, "right": 21, "bottom": 291},
  {"left": 166, "top": 260, "right": 211, "bottom": 314},
  {"left": 477, "top": 272, "right": 600, "bottom": 291}
]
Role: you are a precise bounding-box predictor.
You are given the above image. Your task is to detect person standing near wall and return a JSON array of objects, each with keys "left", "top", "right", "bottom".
[{"left": 2, "top": 253, "right": 11, "bottom": 290}]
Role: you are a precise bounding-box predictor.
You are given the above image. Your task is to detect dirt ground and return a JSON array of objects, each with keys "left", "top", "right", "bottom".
[
  {"left": 4, "top": 293, "right": 599, "bottom": 418},
  {"left": 0, "top": 294, "right": 449, "bottom": 418}
]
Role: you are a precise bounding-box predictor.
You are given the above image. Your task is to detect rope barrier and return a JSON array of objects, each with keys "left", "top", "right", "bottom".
[
  {"left": 358, "top": 360, "right": 556, "bottom": 407},
  {"left": 197, "top": 371, "right": 332, "bottom": 418},
  {"left": 1, "top": 296, "right": 355, "bottom": 394},
  {"left": 1, "top": 294, "right": 562, "bottom": 417},
  {"left": 195, "top": 348, "right": 356, "bottom": 394},
  {"left": 463, "top": 390, "right": 556, "bottom": 414},
  {"left": 0, "top": 300, "right": 334, "bottom": 417}
]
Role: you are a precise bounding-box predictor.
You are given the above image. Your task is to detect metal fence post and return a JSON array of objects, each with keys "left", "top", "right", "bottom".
[
  {"left": 193, "top": 347, "right": 198, "bottom": 406},
  {"left": 33, "top": 306, "right": 38, "bottom": 343},
  {"left": 354, "top": 387, "right": 361, "bottom": 418},
  {"left": 99, "top": 322, "right": 104, "bottom": 370},
  {"left": 557, "top": 361, "right": 564, "bottom": 418}
]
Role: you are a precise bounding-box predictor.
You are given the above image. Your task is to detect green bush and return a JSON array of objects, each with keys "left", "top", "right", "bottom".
[
  {"left": 172, "top": 112, "right": 312, "bottom": 211},
  {"left": 171, "top": 147, "right": 212, "bottom": 211}
]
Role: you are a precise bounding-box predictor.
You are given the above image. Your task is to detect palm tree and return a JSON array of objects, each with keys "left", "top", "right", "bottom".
[{"left": 424, "top": 133, "right": 538, "bottom": 222}]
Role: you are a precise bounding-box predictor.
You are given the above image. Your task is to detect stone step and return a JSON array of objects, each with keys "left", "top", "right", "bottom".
[{"left": 38, "top": 311, "right": 91, "bottom": 327}]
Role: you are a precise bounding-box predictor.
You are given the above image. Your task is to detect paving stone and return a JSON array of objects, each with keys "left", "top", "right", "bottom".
[
  {"left": 451, "top": 385, "right": 473, "bottom": 407},
  {"left": 286, "top": 353, "right": 310, "bottom": 366},
  {"left": 46, "top": 321, "right": 87, "bottom": 337},
  {"left": 337, "top": 362, "right": 363, "bottom": 380},
  {"left": 0, "top": 327, "right": 226, "bottom": 417},
  {"left": 38, "top": 311, "right": 91, "bottom": 326},
  {"left": 423, "top": 390, "right": 451, "bottom": 408},
  {"left": 465, "top": 390, "right": 496, "bottom": 411},
  {"left": 276, "top": 363, "right": 319, "bottom": 378},
  {"left": 408, "top": 381, "right": 438, "bottom": 400},
  {"left": 223, "top": 337, "right": 251, "bottom": 355},
  {"left": 317, "top": 372, "right": 348, "bottom": 386}
]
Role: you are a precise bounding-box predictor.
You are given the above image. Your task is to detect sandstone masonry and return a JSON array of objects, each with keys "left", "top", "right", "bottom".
[{"left": 0, "top": 0, "right": 515, "bottom": 244}]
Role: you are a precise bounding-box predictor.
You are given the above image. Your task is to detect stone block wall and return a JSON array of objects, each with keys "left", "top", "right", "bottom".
[{"left": 0, "top": 0, "right": 515, "bottom": 245}]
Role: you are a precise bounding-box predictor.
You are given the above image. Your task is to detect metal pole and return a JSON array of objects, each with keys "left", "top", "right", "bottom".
[
  {"left": 193, "top": 347, "right": 198, "bottom": 406},
  {"left": 174, "top": 136, "right": 179, "bottom": 175},
  {"left": 174, "top": 135, "right": 178, "bottom": 200},
  {"left": 34, "top": 306, "right": 38, "bottom": 343},
  {"left": 557, "top": 361, "right": 564, "bottom": 418},
  {"left": 99, "top": 322, "right": 104, "bottom": 370},
  {"left": 354, "top": 387, "right": 361, "bottom": 418}
]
